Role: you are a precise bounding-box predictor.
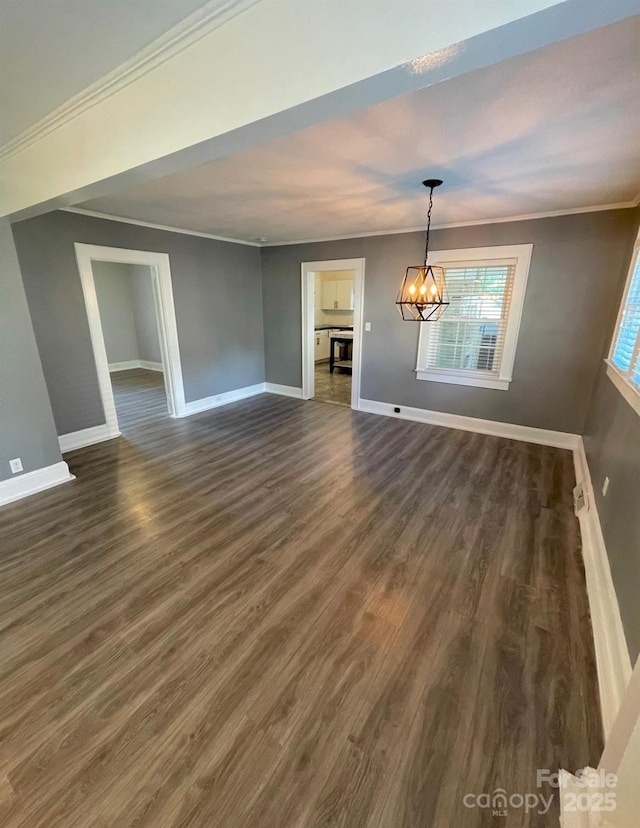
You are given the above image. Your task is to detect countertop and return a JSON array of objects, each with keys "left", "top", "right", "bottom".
[{"left": 314, "top": 325, "right": 353, "bottom": 331}]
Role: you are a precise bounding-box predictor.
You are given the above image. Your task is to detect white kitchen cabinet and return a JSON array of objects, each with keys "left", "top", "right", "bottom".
[
  {"left": 336, "top": 281, "right": 354, "bottom": 310},
  {"left": 314, "top": 329, "right": 331, "bottom": 361},
  {"left": 320, "top": 281, "right": 337, "bottom": 310},
  {"left": 320, "top": 280, "right": 354, "bottom": 311}
]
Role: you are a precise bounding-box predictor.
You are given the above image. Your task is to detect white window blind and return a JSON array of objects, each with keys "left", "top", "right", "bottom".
[
  {"left": 423, "top": 260, "right": 516, "bottom": 377},
  {"left": 607, "top": 242, "right": 640, "bottom": 417},
  {"left": 611, "top": 249, "right": 640, "bottom": 387}
]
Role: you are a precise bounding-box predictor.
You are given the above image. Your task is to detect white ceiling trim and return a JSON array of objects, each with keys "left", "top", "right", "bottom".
[
  {"left": 0, "top": 0, "right": 262, "bottom": 163},
  {"left": 61, "top": 207, "right": 261, "bottom": 246},
  {"left": 61, "top": 194, "right": 640, "bottom": 250},
  {"left": 262, "top": 197, "right": 640, "bottom": 247}
]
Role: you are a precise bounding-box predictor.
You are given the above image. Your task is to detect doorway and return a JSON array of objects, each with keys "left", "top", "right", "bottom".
[
  {"left": 74, "top": 244, "right": 186, "bottom": 438},
  {"left": 301, "top": 258, "right": 365, "bottom": 408},
  {"left": 92, "top": 260, "right": 169, "bottom": 432}
]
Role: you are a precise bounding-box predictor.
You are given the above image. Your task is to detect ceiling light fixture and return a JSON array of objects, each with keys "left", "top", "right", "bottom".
[{"left": 396, "top": 179, "right": 449, "bottom": 321}]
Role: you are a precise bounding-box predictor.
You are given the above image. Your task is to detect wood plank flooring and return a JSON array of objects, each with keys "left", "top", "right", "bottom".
[
  {"left": 313, "top": 362, "right": 351, "bottom": 407},
  {"left": 0, "top": 370, "right": 602, "bottom": 826}
]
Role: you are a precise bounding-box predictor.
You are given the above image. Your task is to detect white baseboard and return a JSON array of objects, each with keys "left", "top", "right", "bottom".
[
  {"left": 0, "top": 461, "right": 74, "bottom": 508},
  {"left": 357, "top": 398, "right": 580, "bottom": 449},
  {"left": 58, "top": 424, "right": 120, "bottom": 453},
  {"left": 264, "top": 382, "right": 304, "bottom": 399},
  {"left": 108, "top": 360, "right": 140, "bottom": 372},
  {"left": 573, "top": 438, "right": 632, "bottom": 739},
  {"left": 180, "top": 382, "right": 304, "bottom": 416},
  {"left": 139, "top": 360, "right": 163, "bottom": 372},
  {"left": 109, "top": 360, "right": 163, "bottom": 373},
  {"left": 180, "top": 383, "right": 265, "bottom": 416},
  {"left": 559, "top": 768, "right": 601, "bottom": 827}
]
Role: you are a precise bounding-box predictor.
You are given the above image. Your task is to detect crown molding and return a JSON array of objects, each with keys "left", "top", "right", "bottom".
[
  {"left": 59, "top": 192, "right": 640, "bottom": 250},
  {"left": 61, "top": 208, "right": 260, "bottom": 247},
  {"left": 262, "top": 197, "right": 640, "bottom": 246},
  {"left": 0, "top": 0, "right": 262, "bottom": 163}
]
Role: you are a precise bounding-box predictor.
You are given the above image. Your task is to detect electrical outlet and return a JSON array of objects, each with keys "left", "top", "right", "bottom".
[
  {"left": 602, "top": 476, "right": 610, "bottom": 497},
  {"left": 365, "top": 322, "right": 372, "bottom": 331},
  {"left": 9, "top": 458, "right": 23, "bottom": 474}
]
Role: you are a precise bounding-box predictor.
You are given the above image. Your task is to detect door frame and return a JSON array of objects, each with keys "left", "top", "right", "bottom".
[
  {"left": 74, "top": 243, "right": 187, "bottom": 437},
  {"left": 301, "top": 258, "right": 365, "bottom": 408}
]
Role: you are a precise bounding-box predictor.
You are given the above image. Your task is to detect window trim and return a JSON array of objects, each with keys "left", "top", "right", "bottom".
[
  {"left": 605, "top": 360, "right": 640, "bottom": 418},
  {"left": 606, "top": 230, "right": 640, "bottom": 417},
  {"left": 415, "top": 244, "right": 533, "bottom": 390}
]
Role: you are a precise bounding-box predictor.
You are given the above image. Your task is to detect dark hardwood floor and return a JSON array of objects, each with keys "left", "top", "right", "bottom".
[
  {"left": 112, "top": 367, "right": 169, "bottom": 431},
  {"left": 313, "top": 361, "right": 351, "bottom": 407},
  {"left": 0, "top": 370, "right": 602, "bottom": 826}
]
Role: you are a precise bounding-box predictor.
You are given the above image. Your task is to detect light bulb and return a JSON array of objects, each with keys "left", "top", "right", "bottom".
[
  {"left": 430, "top": 284, "right": 438, "bottom": 296},
  {"left": 419, "top": 284, "right": 427, "bottom": 295},
  {"left": 409, "top": 284, "right": 416, "bottom": 295}
]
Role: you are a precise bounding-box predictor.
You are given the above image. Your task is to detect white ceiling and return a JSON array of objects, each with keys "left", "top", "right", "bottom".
[
  {"left": 0, "top": 0, "right": 213, "bottom": 146},
  {"left": 76, "top": 17, "right": 640, "bottom": 245}
]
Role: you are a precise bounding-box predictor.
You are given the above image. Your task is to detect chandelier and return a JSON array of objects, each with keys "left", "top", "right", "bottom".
[{"left": 396, "top": 179, "right": 449, "bottom": 321}]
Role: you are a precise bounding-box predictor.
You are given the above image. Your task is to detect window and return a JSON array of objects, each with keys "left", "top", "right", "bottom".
[
  {"left": 607, "top": 234, "right": 640, "bottom": 416},
  {"left": 415, "top": 244, "right": 533, "bottom": 390}
]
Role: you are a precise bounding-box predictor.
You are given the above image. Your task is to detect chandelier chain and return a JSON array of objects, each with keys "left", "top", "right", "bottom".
[{"left": 423, "top": 187, "right": 434, "bottom": 265}]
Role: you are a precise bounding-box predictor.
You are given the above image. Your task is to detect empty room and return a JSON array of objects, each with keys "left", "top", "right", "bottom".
[{"left": 1, "top": 2, "right": 640, "bottom": 827}]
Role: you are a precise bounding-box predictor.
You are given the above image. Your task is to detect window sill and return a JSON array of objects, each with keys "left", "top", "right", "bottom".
[
  {"left": 605, "top": 361, "right": 640, "bottom": 418},
  {"left": 415, "top": 369, "right": 510, "bottom": 391}
]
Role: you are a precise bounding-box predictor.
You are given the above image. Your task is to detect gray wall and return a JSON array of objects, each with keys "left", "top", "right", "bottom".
[
  {"left": 12, "top": 211, "right": 264, "bottom": 435},
  {"left": 131, "top": 265, "right": 162, "bottom": 364},
  {"left": 93, "top": 261, "right": 140, "bottom": 365},
  {"left": 93, "top": 262, "right": 162, "bottom": 366},
  {"left": 583, "top": 209, "right": 640, "bottom": 663},
  {"left": 261, "top": 209, "right": 638, "bottom": 434},
  {"left": 0, "top": 220, "right": 62, "bottom": 481}
]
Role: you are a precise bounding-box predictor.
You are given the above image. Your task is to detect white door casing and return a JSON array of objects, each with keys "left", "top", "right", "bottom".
[
  {"left": 74, "top": 243, "right": 186, "bottom": 436},
  {"left": 301, "top": 258, "right": 365, "bottom": 408}
]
